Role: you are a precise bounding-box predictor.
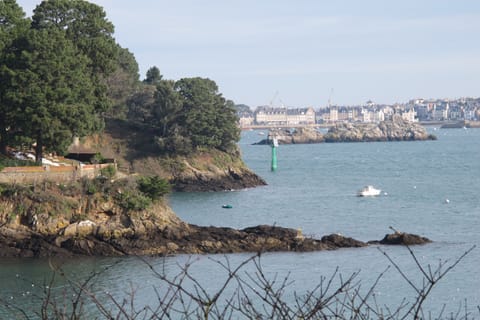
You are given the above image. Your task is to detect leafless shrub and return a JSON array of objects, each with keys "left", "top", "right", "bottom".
[{"left": 0, "top": 245, "right": 477, "bottom": 319}]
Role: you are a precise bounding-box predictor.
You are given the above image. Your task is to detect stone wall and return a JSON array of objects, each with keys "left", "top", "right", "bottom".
[{"left": 0, "top": 163, "right": 116, "bottom": 184}]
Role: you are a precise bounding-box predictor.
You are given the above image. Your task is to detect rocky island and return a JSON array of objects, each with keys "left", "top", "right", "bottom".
[
  {"left": 255, "top": 115, "right": 436, "bottom": 145},
  {"left": 254, "top": 127, "right": 324, "bottom": 145},
  {"left": 325, "top": 115, "right": 437, "bottom": 142}
]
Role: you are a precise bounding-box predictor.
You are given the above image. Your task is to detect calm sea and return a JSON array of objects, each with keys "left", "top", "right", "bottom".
[{"left": 1, "top": 127, "right": 479, "bottom": 318}]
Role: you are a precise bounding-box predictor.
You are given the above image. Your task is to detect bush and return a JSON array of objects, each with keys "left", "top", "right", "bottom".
[
  {"left": 138, "top": 175, "right": 171, "bottom": 200},
  {"left": 85, "top": 181, "right": 97, "bottom": 195},
  {"left": 100, "top": 165, "right": 116, "bottom": 178},
  {"left": 90, "top": 153, "right": 105, "bottom": 164},
  {"left": 1, "top": 247, "right": 476, "bottom": 319},
  {"left": 0, "top": 155, "right": 39, "bottom": 168},
  {"left": 115, "top": 190, "right": 152, "bottom": 211}
]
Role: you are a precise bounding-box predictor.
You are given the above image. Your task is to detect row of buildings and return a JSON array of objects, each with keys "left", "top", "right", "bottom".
[{"left": 238, "top": 97, "right": 480, "bottom": 127}]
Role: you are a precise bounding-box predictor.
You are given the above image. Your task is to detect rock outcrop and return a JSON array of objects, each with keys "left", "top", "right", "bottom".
[
  {"left": 0, "top": 218, "right": 432, "bottom": 258},
  {"left": 254, "top": 116, "right": 436, "bottom": 145},
  {"left": 171, "top": 163, "right": 267, "bottom": 192},
  {"left": 254, "top": 127, "right": 324, "bottom": 145},
  {"left": 324, "top": 115, "right": 436, "bottom": 142},
  {"left": 0, "top": 180, "right": 431, "bottom": 258},
  {"left": 368, "top": 232, "right": 432, "bottom": 246}
]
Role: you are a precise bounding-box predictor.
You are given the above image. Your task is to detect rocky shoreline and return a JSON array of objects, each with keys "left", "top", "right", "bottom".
[
  {"left": 0, "top": 223, "right": 431, "bottom": 258},
  {"left": 0, "top": 178, "right": 431, "bottom": 258},
  {"left": 171, "top": 165, "right": 267, "bottom": 192}
]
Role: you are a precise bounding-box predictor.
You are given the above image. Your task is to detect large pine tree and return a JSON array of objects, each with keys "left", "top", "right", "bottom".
[
  {"left": 1, "top": 0, "right": 119, "bottom": 162},
  {"left": 13, "top": 26, "right": 97, "bottom": 162},
  {"left": 0, "top": 0, "right": 29, "bottom": 155}
]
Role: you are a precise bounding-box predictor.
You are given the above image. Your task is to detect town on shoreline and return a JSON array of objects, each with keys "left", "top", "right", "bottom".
[{"left": 237, "top": 97, "right": 480, "bottom": 128}]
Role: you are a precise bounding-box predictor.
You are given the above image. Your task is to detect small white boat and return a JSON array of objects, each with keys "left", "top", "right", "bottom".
[{"left": 357, "top": 185, "right": 381, "bottom": 197}]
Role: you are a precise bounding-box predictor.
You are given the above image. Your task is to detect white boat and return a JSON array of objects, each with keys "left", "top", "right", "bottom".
[{"left": 357, "top": 185, "right": 381, "bottom": 197}]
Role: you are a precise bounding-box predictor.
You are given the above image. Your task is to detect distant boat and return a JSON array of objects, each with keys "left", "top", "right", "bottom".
[
  {"left": 222, "top": 204, "right": 233, "bottom": 209},
  {"left": 357, "top": 185, "right": 381, "bottom": 197},
  {"left": 258, "top": 131, "right": 265, "bottom": 135}
]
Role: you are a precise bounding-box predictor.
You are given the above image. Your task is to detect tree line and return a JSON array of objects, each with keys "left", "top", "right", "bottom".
[{"left": 0, "top": 0, "right": 240, "bottom": 164}]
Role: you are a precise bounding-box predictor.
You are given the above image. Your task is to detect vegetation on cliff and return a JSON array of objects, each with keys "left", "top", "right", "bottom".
[
  {"left": 0, "top": 0, "right": 264, "bottom": 191},
  {"left": 0, "top": 173, "right": 184, "bottom": 257},
  {"left": 0, "top": 0, "right": 118, "bottom": 162}
]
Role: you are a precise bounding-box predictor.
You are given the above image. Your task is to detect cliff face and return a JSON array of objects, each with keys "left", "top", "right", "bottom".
[
  {"left": 0, "top": 180, "right": 188, "bottom": 257},
  {"left": 128, "top": 149, "right": 267, "bottom": 192}
]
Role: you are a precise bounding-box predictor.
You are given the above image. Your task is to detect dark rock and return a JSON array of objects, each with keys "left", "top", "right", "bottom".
[
  {"left": 371, "top": 232, "right": 432, "bottom": 245},
  {"left": 0, "top": 228, "right": 74, "bottom": 258},
  {"left": 0, "top": 224, "right": 434, "bottom": 257},
  {"left": 173, "top": 168, "right": 267, "bottom": 192},
  {"left": 321, "top": 234, "right": 367, "bottom": 248}
]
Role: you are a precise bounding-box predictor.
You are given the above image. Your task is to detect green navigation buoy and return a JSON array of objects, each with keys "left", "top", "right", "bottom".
[{"left": 271, "top": 137, "right": 278, "bottom": 171}]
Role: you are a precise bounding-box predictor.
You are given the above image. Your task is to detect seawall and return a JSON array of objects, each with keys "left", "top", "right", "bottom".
[{"left": 0, "top": 163, "right": 115, "bottom": 184}]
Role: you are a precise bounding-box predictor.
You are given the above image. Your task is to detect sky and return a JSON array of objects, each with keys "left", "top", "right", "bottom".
[{"left": 15, "top": 0, "right": 480, "bottom": 108}]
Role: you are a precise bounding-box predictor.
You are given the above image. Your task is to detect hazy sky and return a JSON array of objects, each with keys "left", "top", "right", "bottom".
[{"left": 16, "top": 0, "right": 480, "bottom": 108}]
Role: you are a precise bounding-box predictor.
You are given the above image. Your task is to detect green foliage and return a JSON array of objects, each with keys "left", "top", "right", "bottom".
[
  {"left": 31, "top": 0, "right": 118, "bottom": 79},
  {"left": 1, "top": 0, "right": 119, "bottom": 161},
  {"left": 158, "top": 157, "right": 186, "bottom": 175},
  {"left": 13, "top": 26, "right": 99, "bottom": 161},
  {"left": 0, "top": 0, "right": 30, "bottom": 155},
  {"left": 234, "top": 103, "right": 252, "bottom": 114},
  {"left": 91, "top": 153, "right": 105, "bottom": 164},
  {"left": 100, "top": 164, "right": 116, "bottom": 178},
  {"left": 126, "top": 85, "right": 156, "bottom": 123},
  {"left": 152, "top": 80, "right": 182, "bottom": 137},
  {"left": 0, "top": 156, "right": 39, "bottom": 168},
  {"left": 137, "top": 77, "right": 240, "bottom": 154},
  {"left": 0, "top": 183, "right": 32, "bottom": 198},
  {"left": 138, "top": 175, "right": 171, "bottom": 200},
  {"left": 84, "top": 180, "right": 97, "bottom": 195},
  {"left": 106, "top": 46, "right": 140, "bottom": 119},
  {"left": 115, "top": 190, "right": 151, "bottom": 211},
  {"left": 143, "top": 66, "right": 162, "bottom": 85},
  {"left": 2, "top": 0, "right": 241, "bottom": 163}
]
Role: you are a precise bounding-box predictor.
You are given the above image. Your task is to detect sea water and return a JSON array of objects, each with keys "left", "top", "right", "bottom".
[{"left": 1, "top": 127, "right": 479, "bottom": 318}]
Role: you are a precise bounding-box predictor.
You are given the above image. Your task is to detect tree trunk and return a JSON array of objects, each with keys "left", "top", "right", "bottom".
[
  {"left": 35, "top": 134, "right": 43, "bottom": 165},
  {"left": 0, "top": 136, "right": 7, "bottom": 156},
  {"left": 0, "top": 126, "right": 8, "bottom": 156}
]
